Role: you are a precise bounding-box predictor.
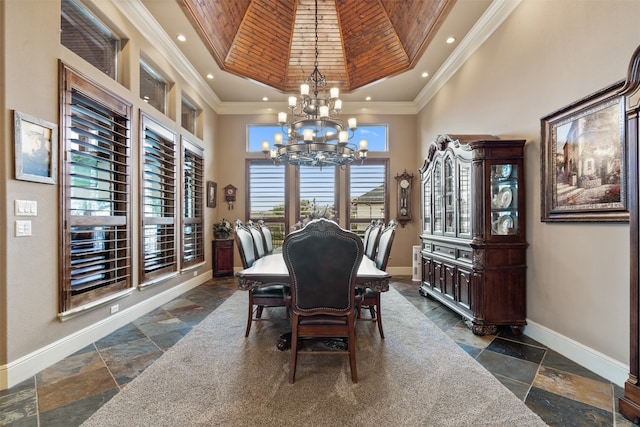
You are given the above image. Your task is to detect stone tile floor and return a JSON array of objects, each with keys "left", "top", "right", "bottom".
[{"left": 0, "top": 276, "right": 633, "bottom": 426}]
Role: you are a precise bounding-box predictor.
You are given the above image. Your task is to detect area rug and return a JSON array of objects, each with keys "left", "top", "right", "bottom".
[{"left": 82, "top": 287, "right": 545, "bottom": 426}]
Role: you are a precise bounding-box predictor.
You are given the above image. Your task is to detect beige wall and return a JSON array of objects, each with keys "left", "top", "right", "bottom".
[
  {"left": 418, "top": 0, "right": 640, "bottom": 365},
  {"left": 216, "top": 113, "right": 420, "bottom": 270},
  {"left": 2, "top": 0, "right": 218, "bottom": 381}
]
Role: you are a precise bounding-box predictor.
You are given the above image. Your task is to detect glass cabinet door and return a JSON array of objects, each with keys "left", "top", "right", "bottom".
[
  {"left": 458, "top": 162, "right": 471, "bottom": 236},
  {"left": 423, "top": 175, "right": 432, "bottom": 233},
  {"left": 444, "top": 157, "right": 455, "bottom": 234},
  {"left": 433, "top": 160, "right": 443, "bottom": 233},
  {"left": 490, "top": 163, "right": 519, "bottom": 236}
]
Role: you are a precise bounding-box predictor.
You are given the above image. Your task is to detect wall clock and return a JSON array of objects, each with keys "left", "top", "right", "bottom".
[
  {"left": 395, "top": 170, "right": 414, "bottom": 227},
  {"left": 223, "top": 184, "right": 237, "bottom": 210}
]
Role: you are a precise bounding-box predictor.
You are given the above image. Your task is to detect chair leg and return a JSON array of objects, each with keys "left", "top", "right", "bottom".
[
  {"left": 245, "top": 292, "right": 254, "bottom": 337},
  {"left": 289, "top": 316, "right": 299, "bottom": 384},
  {"left": 348, "top": 315, "right": 358, "bottom": 383},
  {"left": 375, "top": 292, "right": 384, "bottom": 339},
  {"left": 256, "top": 305, "right": 264, "bottom": 319}
]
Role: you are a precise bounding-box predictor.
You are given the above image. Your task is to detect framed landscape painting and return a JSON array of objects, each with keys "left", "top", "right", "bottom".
[{"left": 541, "top": 81, "right": 628, "bottom": 222}]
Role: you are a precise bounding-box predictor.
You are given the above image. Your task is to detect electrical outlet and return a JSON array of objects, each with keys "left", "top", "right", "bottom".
[{"left": 110, "top": 304, "right": 119, "bottom": 314}]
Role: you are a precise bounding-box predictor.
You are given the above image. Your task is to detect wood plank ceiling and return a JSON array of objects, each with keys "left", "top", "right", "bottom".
[{"left": 178, "top": 0, "right": 455, "bottom": 94}]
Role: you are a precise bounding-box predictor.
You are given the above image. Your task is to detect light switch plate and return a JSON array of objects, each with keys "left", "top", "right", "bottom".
[
  {"left": 16, "top": 220, "right": 32, "bottom": 236},
  {"left": 15, "top": 200, "right": 37, "bottom": 216}
]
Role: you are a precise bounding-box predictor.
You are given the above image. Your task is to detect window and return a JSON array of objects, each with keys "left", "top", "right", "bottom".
[
  {"left": 182, "top": 139, "right": 204, "bottom": 268},
  {"left": 59, "top": 63, "right": 132, "bottom": 315},
  {"left": 140, "top": 60, "right": 167, "bottom": 114},
  {"left": 60, "top": 0, "right": 120, "bottom": 80},
  {"left": 352, "top": 124, "right": 388, "bottom": 152},
  {"left": 181, "top": 97, "right": 198, "bottom": 135},
  {"left": 140, "top": 114, "right": 177, "bottom": 284},
  {"left": 247, "top": 160, "right": 288, "bottom": 249},
  {"left": 248, "top": 125, "right": 280, "bottom": 152},
  {"left": 297, "top": 166, "right": 338, "bottom": 222},
  {"left": 347, "top": 159, "right": 389, "bottom": 236}
]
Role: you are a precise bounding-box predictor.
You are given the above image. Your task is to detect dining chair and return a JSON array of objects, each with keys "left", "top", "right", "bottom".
[
  {"left": 362, "top": 220, "right": 375, "bottom": 251},
  {"left": 235, "top": 220, "right": 288, "bottom": 337},
  {"left": 257, "top": 220, "right": 274, "bottom": 254},
  {"left": 364, "top": 219, "right": 383, "bottom": 260},
  {"left": 282, "top": 218, "right": 364, "bottom": 383},
  {"left": 247, "top": 220, "right": 267, "bottom": 259},
  {"left": 357, "top": 220, "right": 397, "bottom": 338}
]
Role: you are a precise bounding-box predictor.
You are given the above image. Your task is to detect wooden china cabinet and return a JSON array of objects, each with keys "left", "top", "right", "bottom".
[{"left": 419, "top": 134, "right": 528, "bottom": 335}]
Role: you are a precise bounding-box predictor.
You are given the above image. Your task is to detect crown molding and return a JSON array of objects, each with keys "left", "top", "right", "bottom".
[
  {"left": 110, "top": 0, "right": 222, "bottom": 112},
  {"left": 217, "top": 101, "right": 418, "bottom": 116},
  {"left": 414, "top": 0, "right": 522, "bottom": 111}
]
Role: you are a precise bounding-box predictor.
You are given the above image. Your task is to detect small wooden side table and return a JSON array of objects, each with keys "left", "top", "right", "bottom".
[{"left": 212, "top": 239, "right": 234, "bottom": 277}]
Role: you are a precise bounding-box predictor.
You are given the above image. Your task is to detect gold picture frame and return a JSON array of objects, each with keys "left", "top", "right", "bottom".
[
  {"left": 14, "top": 111, "right": 58, "bottom": 184},
  {"left": 541, "top": 81, "right": 628, "bottom": 222}
]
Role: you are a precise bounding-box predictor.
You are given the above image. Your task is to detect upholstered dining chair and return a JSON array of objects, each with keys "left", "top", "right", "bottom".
[
  {"left": 357, "top": 220, "right": 397, "bottom": 338},
  {"left": 247, "top": 220, "right": 267, "bottom": 259},
  {"left": 364, "top": 220, "right": 383, "bottom": 260},
  {"left": 362, "top": 220, "right": 376, "bottom": 251},
  {"left": 235, "top": 220, "right": 288, "bottom": 337},
  {"left": 257, "top": 220, "right": 274, "bottom": 254},
  {"left": 282, "top": 218, "right": 364, "bottom": 384}
]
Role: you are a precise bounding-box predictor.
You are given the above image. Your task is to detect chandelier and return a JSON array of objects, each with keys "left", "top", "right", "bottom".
[{"left": 262, "top": 0, "right": 367, "bottom": 167}]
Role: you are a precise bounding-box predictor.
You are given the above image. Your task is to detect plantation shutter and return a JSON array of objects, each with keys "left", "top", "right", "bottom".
[
  {"left": 60, "top": 63, "right": 132, "bottom": 315},
  {"left": 347, "top": 159, "right": 389, "bottom": 236},
  {"left": 298, "top": 166, "right": 338, "bottom": 221},
  {"left": 182, "top": 139, "right": 204, "bottom": 268},
  {"left": 247, "top": 160, "right": 288, "bottom": 248},
  {"left": 141, "top": 114, "right": 177, "bottom": 283}
]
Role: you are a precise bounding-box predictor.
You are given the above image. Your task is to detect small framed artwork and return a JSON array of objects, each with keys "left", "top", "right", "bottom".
[
  {"left": 14, "top": 111, "right": 58, "bottom": 184},
  {"left": 207, "top": 181, "right": 217, "bottom": 208},
  {"left": 541, "top": 80, "right": 628, "bottom": 222}
]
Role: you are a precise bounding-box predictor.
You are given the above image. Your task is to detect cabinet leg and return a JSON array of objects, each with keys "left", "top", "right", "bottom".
[{"left": 510, "top": 325, "right": 524, "bottom": 336}]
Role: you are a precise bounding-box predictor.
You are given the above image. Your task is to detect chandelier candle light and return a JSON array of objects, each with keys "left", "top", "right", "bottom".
[{"left": 262, "top": 0, "right": 367, "bottom": 167}]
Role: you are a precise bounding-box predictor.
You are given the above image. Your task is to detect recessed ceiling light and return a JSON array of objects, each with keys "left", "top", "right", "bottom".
[
  {"left": 262, "top": 97, "right": 269, "bottom": 101},
  {"left": 446, "top": 36, "right": 456, "bottom": 44},
  {"left": 365, "top": 96, "right": 371, "bottom": 101},
  {"left": 206, "top": 73, "right": 214, "bottom": 79},
  {"left": 421, "top": 72, "right": 429, "bottom": 78},
  {"left": 177, "top": 34, "right": 186, "bottom": 42}
]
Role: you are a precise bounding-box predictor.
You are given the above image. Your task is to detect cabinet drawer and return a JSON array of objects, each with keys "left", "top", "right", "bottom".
[
  {"left": 433, "top": 244, "right": 456, "bottom": 258},
  {"left": 458, "top": 249, "right": 473, "bottom": 262}
]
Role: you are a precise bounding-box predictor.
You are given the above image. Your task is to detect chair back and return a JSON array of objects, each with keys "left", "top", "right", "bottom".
[
  {"left": 365, "top": 221, "right": 383, "bottom": 259},
  {"left": 283, "top": 218, "right": 364, "bottom": 315},
  {"left": 247, "top": 220, "right": 267, "bottom": 259},
  {"left": 362, "top": 220, "right": 375, "bottom": 249},
  {"left": 258, "top": 220, "right": 274, "bottom": 254},
  {"left": 234, "top": 221, "right": 256, "bottom": 268},
  {"left": 374, "top": 221, "right": 397, "bottom": 270}
]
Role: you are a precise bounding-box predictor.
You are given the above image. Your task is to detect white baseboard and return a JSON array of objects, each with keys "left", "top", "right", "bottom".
[
  {"left": 0, "top": 272, "right": 211, "bottom": 390},
  {"left": 525, "top": 319, "right": 629, "bottom": 387}
]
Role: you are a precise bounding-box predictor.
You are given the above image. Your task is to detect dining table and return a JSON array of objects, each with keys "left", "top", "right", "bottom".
[
  {"left": 236, "top": 252, "right": 392, "bottom": 292},
  {"left": 236, "top": 252, "right": 392, "bottom": 350}
]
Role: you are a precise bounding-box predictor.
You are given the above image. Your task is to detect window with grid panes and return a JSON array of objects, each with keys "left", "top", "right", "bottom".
[
  {"left": 182, "top": 139, "right": 204, "bottom": 268},
  {"left": 347, "top": 159, "right": 389, "bottom": 237},
  {"left": 60, "top": 0, "right": 120, "bottom": 81},
  {"left": 59, "top": 63, "right": 132, "bottom": 315},
  {"left": 140, "top": 114, "right": 177, "bottom": 284},
  {"left": 140, "top": 60, "right": 167, "bottom": 114},
  {"left": 297, "top": 166, "right": 338, "bottom": 222},
  {"left": 247, "top": 160, "right": 288, "bottom": 249}
]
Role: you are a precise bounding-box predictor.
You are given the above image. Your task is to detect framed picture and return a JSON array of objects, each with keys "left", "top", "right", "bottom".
[
  {"left": 14, "top": 111, "right": 58, "bottom": 184},
  {"left": 207, "top": 181, "right": 217, "bottom": 208},
  {"left": 541, "top": 81, "right": 628, "bottom": 222}
]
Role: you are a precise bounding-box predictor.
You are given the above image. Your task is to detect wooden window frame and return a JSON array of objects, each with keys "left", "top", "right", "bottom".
[
  {"left": 59, "top": 62, "right": 132, "bottom": 316},
  {"left": 139, "top": 113, "right": 178, "bottom": 286},
  {"left": 181, "top": 137, "right": 205, "bottom": 269}
]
